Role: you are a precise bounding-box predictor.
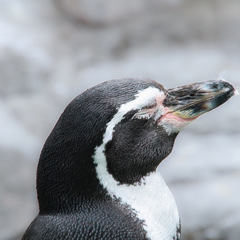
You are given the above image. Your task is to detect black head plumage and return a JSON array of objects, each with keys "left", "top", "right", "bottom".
[{"left": 37, "top": 78, "right": 170, "bottom": 213}]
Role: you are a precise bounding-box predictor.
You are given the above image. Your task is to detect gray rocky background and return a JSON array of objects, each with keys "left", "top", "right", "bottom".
[{"left": 0, "top": 0, "right": 240, "bottom": 239}]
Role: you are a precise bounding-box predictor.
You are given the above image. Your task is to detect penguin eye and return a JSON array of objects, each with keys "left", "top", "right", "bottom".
[
  {"left": 132, "top": 102, "right": 157, "bottom": 120},
  {"left": 132, "top": 110, "right": 153, "bottom": 120}
]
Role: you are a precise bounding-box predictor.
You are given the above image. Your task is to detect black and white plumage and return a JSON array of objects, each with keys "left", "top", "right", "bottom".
[{"left": 22, "top": 78, "right": 235, "bottom": 240}]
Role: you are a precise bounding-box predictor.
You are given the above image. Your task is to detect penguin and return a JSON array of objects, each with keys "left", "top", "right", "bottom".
[{"left": 22, "top": 78, "right": 235, "bottom": 240}]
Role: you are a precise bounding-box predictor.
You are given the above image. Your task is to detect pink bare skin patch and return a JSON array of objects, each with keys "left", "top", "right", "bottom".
[
  {"left": 158, "top": 107, "right": 198, "bottom": 135},
  {"left": 161, "top": 108, "right": 198, "bottom": 122}
]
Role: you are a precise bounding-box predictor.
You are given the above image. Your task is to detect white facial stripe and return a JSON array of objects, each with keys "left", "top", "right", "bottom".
[
  {"left": 93, "top": 86, "right": 180, "bottom": 240},
  {"left": 103, "top": 87, "right": 164, "bottom": 144},
  {"left": 93, "top": 86, "right": 163, "bottom": 186}
]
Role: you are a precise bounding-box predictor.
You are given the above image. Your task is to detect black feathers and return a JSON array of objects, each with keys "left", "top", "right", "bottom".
[{"left": 22, "top": 78, "right": 178, "bottom": 240}]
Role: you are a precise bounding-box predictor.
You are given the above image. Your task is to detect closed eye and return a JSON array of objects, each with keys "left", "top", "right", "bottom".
[{"left": 132, "top": 102, "right": 158, "bottom": 120}]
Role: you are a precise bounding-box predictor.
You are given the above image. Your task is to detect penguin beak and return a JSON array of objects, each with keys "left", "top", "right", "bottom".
[{"left": 163, "top": 80, "right": 235, "bottom": 120}]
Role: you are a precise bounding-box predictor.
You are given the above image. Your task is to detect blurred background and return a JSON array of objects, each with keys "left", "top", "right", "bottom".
[{"left": 0, "top": 0, "right": 240, "bottom": 239}]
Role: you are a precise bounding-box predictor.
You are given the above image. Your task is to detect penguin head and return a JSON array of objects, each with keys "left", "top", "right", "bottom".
[
  {"left": 93, "top": 79, "right": 234, "bottom": 185},
  {"left": 37, "top": 78, "right": 234, "bottom": 212}
]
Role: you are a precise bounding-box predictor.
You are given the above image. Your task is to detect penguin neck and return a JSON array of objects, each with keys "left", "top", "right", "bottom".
[{"left": 93, "top": 146, "right": 180, "bottom": 240}]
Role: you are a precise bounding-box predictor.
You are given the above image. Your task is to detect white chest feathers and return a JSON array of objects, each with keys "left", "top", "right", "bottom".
[
  {"left": 110, "top": 171, "right": 180, "bottom": 240},
  {"left": 94, "top": 147, "right": 180, "bottom": 240},
  {"left": 111, "top": 171, "right": 180, "bottom": 240}
]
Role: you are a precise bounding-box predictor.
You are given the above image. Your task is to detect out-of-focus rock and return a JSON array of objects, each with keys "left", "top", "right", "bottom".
[
  {"left": 0, "top": 101, "right": 40, "bottom": 155},
  {"left": 54, "top": 0, "right": 146, "bottom": 25},
  {"left": 5, "top": 94, "right": 63, "bottom": 139},
  {"left": 0, "top": 148, "right": 38, "bottom": 240},
  {"left": 0, "top": 0, "right": 55, "bottom": 98},
  {"left": 161, "top": 132, "right": 240, "bottom": 183},
  {"left": 0, "top": 101, "right": 39, "bottom": 240},
  {"left": 170, "top": 176, "right": 240, "bottom": 240},
  {"left": 0, "top": 48, "right": 51, "bottom": 97}
]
